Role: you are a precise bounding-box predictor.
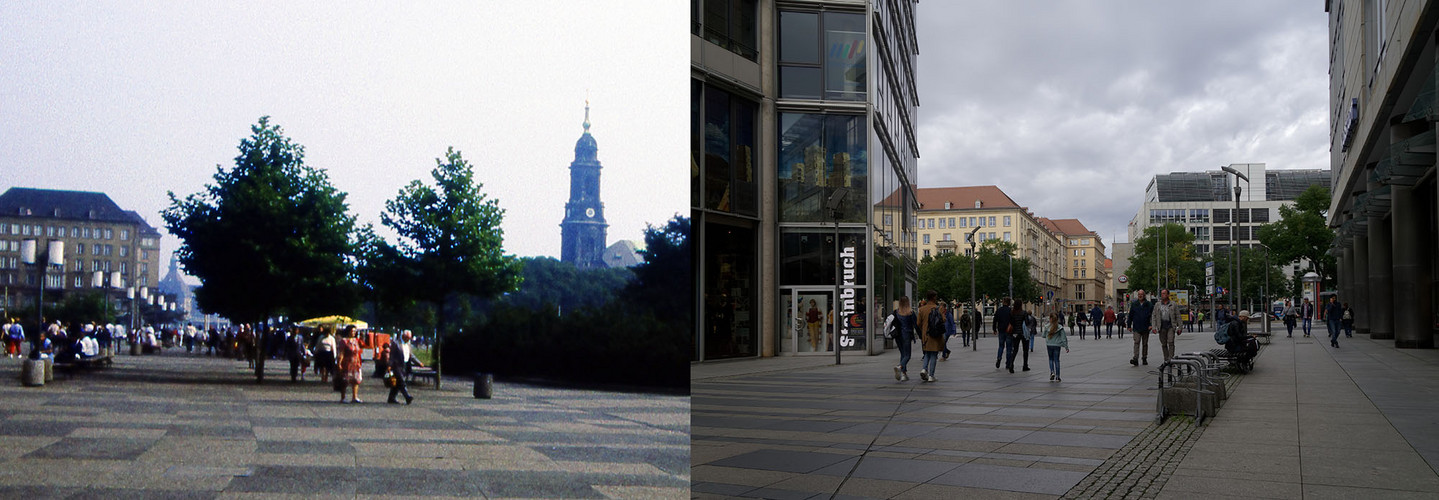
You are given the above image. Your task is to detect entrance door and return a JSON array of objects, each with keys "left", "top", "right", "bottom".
[{"left": 783, "top": 289, "right": 835, "bottom": 355}]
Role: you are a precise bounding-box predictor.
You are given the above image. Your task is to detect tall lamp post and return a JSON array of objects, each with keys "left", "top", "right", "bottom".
[
  {"left": 1257, "top": 242, "right": 1272, "bottom": 334},
  {"left": 968, "top": 226, "right": 981, "bottom": 351},
  {"left": 1220, "top": 165, "right": 1249, "bottom": 315},
  {"left": 21, "top": 240, "right": 64, "bottom": 337},
  {"left": 825, "top": 187, "right": 849, "bottom": 366}
]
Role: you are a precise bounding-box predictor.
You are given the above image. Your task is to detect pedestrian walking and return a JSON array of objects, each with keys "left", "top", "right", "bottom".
[
  {"left": 1301, "top": 298, "right": 1316, "bottom": 337},
  {"left": 315, "top": 327, "right": 337, "bottom": 384},
  {"left": 1045, "top": 312, "right": 1070, "bottom": 382},
  {"left": 5, "top": 318, "right": 23, "bottom": 358},
  {"left": 1281, "top": 300, "right": 1297, "bottom": 337},
  {"left": 1154, "top": 290, "right": 1183, "bottom": 362},
  {"left": 958, "top": 307, "right": 973, "bottom": 348},
  {"left": 994, "top": 298, "right": 1013, "bottom": 371},
  {"left": 1325, "top": 296, "right": 1343, "bottom": 348},
  {"left": 286, "top": 329, "right": 309, "bottom": 382},
  {"left": 941, "top": 301, "right": 957, "bottom": 361},
  {"left": 917, "top": 291, "right": 944, "bottom": 382},
  {"left": 387, "top": 330, "right": 421, "bottom": 404},
  {"left": 891, "top": 296, "right": 917, "bottom": 382},
  {"left": 1126, "top": 289, "right": 1155, "bottom": 366},
  {"left": 1103, "top": 306, "right": 1116, "bottom": 339},
  {"left": 1342, "top": 303, "right": 1355, "bottom": 338},
  {"left": 1005, "top": 301, "right": 1031, "bottom": 372},
  {"left": 1025, "top": 308, "right": 1037, "bottom": 353},
  {"left": 1076, "top": 311, "right": 1087, "bottom": 339},
  {"left": 1090, "top": 305, "right": 1104, "bottom": 339},
  {"left": 336, "top": 325, "right": 365, "bottom": 403},
  {"left": 1116, "top": 310, "right": 1127, "bottom": 339}
]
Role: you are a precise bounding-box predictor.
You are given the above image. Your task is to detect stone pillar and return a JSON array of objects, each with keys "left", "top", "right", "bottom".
[
  {"left": 1368, "top": 211, "right": 1395, "bottom": 340},
  {"left": 1392, "top": 185, "right": 1434, "bottom": 348},
  {"left": 1353, "top": 233, "right": 1371, "bottom": 334}
]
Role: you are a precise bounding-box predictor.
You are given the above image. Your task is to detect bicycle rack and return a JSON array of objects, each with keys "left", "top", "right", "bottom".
[{"left": 1153, "top": 358, "right": 1215, "bottom": 426}]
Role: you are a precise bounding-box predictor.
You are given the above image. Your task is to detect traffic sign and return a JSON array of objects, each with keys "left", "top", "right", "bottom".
[
  {"left": 1206, "top": 275, "right": 1214, "bottom": 286},
  {"left": 1206, "top": 285, "right": 1214, "bottom": 294},
  {"left": 1205, "top": 261, "right": 1214, "bottom": 276}
]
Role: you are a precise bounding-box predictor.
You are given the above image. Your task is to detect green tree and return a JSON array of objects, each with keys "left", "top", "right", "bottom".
[
  {"left": 920, "top": 240, "right": 1037, "bottom": 304},
  {"left": 503, "top": 257, "right": 633, "bottom": 313},
  {"left": 623, "top": 215, "right": 690, "bottom": 326},
  {"left": 1257, "top": 185, "right": 1336, "bottom": 291},
  {"left": 372, "top": 147, "right": 522, "bottom": 384},
  {"left": 1206, "top": 246, "right": 1290, "bottom": 312},
  {"left": 164, "top": 117, "right": 360, "bottom": 383},
  {"left": 1125, "top": 223, "right": 1204, "bottom": 295}
]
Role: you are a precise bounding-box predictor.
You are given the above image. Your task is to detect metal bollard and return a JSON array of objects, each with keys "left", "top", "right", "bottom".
[{"left": 473, "top": 373, "right": 493, "bottom": 399}]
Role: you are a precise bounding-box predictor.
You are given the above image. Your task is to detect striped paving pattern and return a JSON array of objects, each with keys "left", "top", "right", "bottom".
[{"left": 0, "top": 353, "right": 688, "bottom": 498}]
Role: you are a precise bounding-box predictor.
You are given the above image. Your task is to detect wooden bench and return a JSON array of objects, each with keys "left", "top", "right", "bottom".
[{"left": 407, "top": 368, "right": 440, "bottom": 389}]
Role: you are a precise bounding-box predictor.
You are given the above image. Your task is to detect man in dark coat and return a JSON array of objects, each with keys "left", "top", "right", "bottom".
[
  {"left": 387, "top": 330, "right": 422, "bottom": 405},
  {"left": 1125, "top": 290, "right": 1155, "bottom": 366}
]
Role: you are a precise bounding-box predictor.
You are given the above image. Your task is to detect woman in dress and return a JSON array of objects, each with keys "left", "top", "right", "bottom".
[{"left": 335, "top": 325, "right": 364, "bottom": 403}]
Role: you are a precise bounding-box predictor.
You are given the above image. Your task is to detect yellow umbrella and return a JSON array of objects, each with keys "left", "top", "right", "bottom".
[{"left": 297, "top": 315, "right": 368, "bottom": 330}]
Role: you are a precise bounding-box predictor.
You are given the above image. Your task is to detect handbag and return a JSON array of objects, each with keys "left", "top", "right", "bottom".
[{"left": 383, "top": 370, "right": 398, "bottom": 388}]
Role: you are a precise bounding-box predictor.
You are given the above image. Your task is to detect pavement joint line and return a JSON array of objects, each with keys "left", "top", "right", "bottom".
[{"left": 824, "top": 368, "right": 924, "bottom": 500}]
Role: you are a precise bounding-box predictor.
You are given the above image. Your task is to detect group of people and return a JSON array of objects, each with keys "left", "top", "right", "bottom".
[
  {"left": 1279, "top": 297, "right": 1353, "bottom": 348},
  {"left": 288, "top": 325, "right": 423, "bottom": 405},
  {"left": 887, "top": 292, "right": 1072, "bottom": 383},
  {"left": 2, "top": 319, "right": 122, "bottom": 363}
]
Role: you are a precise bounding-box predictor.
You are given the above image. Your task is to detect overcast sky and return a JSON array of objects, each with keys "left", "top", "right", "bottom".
[
  {"left": 916, "top": 1, "right": 1329, "bottom": 254},
  {"left": 1, "top": 1, "right": 685, "bottom": 281}
]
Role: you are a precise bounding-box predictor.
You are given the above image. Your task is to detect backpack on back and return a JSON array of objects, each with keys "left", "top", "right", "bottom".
[
  {"left": 1214, "top": 321, "right": 1232, "bottom": 345},
  {"left": 925, "top": 307, "right": 945, "bottom": 339}
]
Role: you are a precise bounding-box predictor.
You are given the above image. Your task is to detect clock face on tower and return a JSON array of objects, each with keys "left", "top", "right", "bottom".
[{"left": 586, "top": 208, "right": 595, "bottom": 218}]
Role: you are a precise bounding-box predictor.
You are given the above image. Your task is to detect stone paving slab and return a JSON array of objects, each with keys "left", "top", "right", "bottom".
[
  {"left": 694, "top": 330, "right": 1439, "bottom": 499},
  {"left": 1, "top": 352, "right": 687, "bottom": 499}
]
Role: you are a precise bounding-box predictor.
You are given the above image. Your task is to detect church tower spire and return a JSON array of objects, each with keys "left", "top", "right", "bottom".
[{"left": 560, "top": 99, "right": 608, "bottom": 269}]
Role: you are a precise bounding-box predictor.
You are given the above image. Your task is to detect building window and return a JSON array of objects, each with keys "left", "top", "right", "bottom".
[
  {"left": 1004, "top": 216, "right": 1012, "bottom": 226},
  {"left": 938, "top": 218, "right": 946, "bottom": 229},
  {"left": 699, "top": 84, "right": 759, "bottom": 216},
  {"left": 778, "top": 112, "right": 867, "bottom": 223},
  {"left": 105, "top": 229, "right": 113, "bottom": 240},
  {"left": 57, "top": 227, "right": 66, "bottom": 237},
  {"left": 121, "top": 229, "right": 130, "bottom": 240},
  {"left": 1004, "top": 232, "right": 1011, "bottom": 241},
  {"left": 698, "top": 0, "right": 758, "bottom": 60},
  {"left": 74, "top": 276, "right": 83, "bottom": 288},
  {"left": 942, "top": 233, "right": 951, "bottom": 241},
  {"left": 76, "top": 244, "right": 85, "bottom": 255},
  {"left": 84, "top": 227, "right": 92, "bottom": 238},
  {"left": 778, "top": 10, "right": 867, "bottom": 101},
  {"left": 923, "top": 249, "right": 930, "bottom": 258},
  {"left": 119, "top": 246, "right": 127, "bottom": 258},
  {"left": 988, "top": 216, "right": 996, "bottom": 227},
  {"left": 1076, "top": 284, "right": 1086, "bottom": 300},
  {"left": 119, "top": 262, "right": 127, "bottom": 274},
  {"left": 94, "top": 260, "right": 101, "bottom": 273}
]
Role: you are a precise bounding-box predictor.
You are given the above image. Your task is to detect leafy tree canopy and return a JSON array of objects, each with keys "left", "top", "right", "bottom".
[
  {"left": 917, "top": 239, "right": 1036, "bottom": 304},
  {"left": 1257, "top": 185, "right": 1336, "bottom": 289},
  {"left": 163, "top": 116, "right": 360, "bottom": 324},
  {"left": 1124, "top": 223, "right": 1203, "bottom": 295}
]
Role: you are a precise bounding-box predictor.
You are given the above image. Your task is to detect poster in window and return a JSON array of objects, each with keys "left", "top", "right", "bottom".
[{"left": 825, "top": 29, "right": 865, "bottom": 100}]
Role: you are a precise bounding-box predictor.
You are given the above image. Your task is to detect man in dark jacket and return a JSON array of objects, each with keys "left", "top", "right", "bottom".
[
  {"left": 1090, "top": 305, "right": 1104, "bottom": 339},
  {"left": 1126, "top": 290, "right": 1155, "bottom": 366},
  {"left": 993, "top": 298, "right": 1012, "bottom": 370},
  {"left": 1324, "top": 296, "right": 1344, "bottom": 348},
  {"left": 387, "top": 330, "right": 422, "bottom": 405}
]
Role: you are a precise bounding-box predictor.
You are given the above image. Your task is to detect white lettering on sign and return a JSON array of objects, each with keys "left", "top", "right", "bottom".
[{"left": 839, "top": 245, "right": 857, "bottom": 347}]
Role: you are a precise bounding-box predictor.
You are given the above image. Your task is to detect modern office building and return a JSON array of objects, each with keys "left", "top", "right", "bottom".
[
  {"left": 1110, "top": 242, "right": 1134, "bottom": 306},
  {"left": 913, "top": 186, "right": 1065, "bottom": 301},
  {"left": 0, "top": 187, "right": 163, "bottom": 317},
  {"left": 1324, "top": 1, "right": 1437, "bottom": 348},
  {"left": 560, "top": 102, "right": 609, "bottom": 271},
  {"left": 1128, "top": 164, "right": 1330, "bottom": 255},
  {"left": 692, "top": 0, "right": 921, "bottom": 360}
]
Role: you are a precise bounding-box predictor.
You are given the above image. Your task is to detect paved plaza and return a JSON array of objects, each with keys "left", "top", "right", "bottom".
[
  {"left": 693, "top": 326, "right": 1439, "bottom": 499},
  {"left": 0, "top": 352, "right": 688, "bottom": 499}
]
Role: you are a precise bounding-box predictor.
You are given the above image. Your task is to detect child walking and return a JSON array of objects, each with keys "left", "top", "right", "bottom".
[{"left": 1046, "top": 312, "right": 1070, "bottom": 382}]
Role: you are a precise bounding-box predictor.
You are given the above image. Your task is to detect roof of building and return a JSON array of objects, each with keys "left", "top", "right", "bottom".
[
  {"left": 1048, "top": 218, "right": 1095, "bottom": 236},
  {"left": 0, "top": 188, "right": 157, "bottom": 230},
  {"left": 1035, "top": 217, "right": 1063, "bottom": 234},
  {"left": 601, "top": 240, "right": 642, "bottom": 268},
  {"left": 915, "top": 186, "right": 1021, "bottom": 211}
]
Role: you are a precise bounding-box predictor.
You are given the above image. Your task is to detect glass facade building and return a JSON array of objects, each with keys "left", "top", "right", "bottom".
[{"left": 693, "top": 0, "right": 919, "bottom": 361}]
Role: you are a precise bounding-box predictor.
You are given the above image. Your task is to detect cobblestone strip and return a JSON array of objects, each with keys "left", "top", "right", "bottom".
[{"left": 1062, "top": 372, "right": 1244, "bottom": 500}]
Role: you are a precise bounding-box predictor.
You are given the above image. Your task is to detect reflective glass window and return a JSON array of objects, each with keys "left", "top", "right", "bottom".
[{"left": 778, "top": 113, "right": 868, "bottom": 222}]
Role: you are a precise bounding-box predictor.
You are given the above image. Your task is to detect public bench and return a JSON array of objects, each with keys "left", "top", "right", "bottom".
[
  {"left": 52, "top": 354, "right": 114, "bottom": 379},
  {"left": 407, "top": 367, "right": 440, "bottom": 389}
]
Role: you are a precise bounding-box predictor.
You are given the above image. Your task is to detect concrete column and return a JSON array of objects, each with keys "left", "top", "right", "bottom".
[
  {"left": 1392, "top": 185, "right": 1434, "bottom": 348},
  {"left": 1339, "top": 246, "right": 1353, "bottom": 312},
  {"left": 1353, "top": 233, "right": 1371, "bottom": 334},
  {"left": 1368, "top": 211, "right": 1395, "bottom": 340}
]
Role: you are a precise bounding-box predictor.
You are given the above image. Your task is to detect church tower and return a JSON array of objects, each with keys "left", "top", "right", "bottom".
[{"left": 560, "top": 101, "right": 608, "bottom": 269}]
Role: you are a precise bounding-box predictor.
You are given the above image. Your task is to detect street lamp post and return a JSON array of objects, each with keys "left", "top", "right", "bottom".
[
  {"left": 1257, "top": 242, "right": 1272, "bottom": 334},
  {"left": 1221, "top": 165, "right": 1249, "bottom": 315},
  {"left": 825, "top": 187, "right": 849, "bottom": 366}
]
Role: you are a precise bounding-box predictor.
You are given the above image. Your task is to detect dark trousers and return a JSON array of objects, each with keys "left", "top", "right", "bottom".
[
  {"left": 1005, "top": 335, "right": 1028, "bottom": 368},
  {"left": 289, "top": 358, "right": 302, "bottom": 381},
  {"left": 388, "top": 371, "right": 412, "bottom": 402}
]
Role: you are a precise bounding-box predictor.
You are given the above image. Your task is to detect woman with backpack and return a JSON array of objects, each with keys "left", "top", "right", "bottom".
[
  {"left": 1045, "top": 312, "right": 1070, "bottom": 382},
  {"left": 917, "top": 291, "right": 945, "bottom": 382},
  {"left": 890, "top": 296, "right": 917, "bottom": 382},
  {"left": 1342, "top": 303, "right": 1355, "bottom": 338}
]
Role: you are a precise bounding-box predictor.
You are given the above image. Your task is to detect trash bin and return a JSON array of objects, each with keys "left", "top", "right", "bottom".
[
  {"left": 473, "top": 372, "right": 493, "bottom": 399},
  {"left": 43, "top": 358, "right": 54, "bottom": 382},
  {"left": 130, "top": 342, "right": 140, "bottom": 356},
  {"left": 21, "top": 359, "right": 44, "bottom": 387}
]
